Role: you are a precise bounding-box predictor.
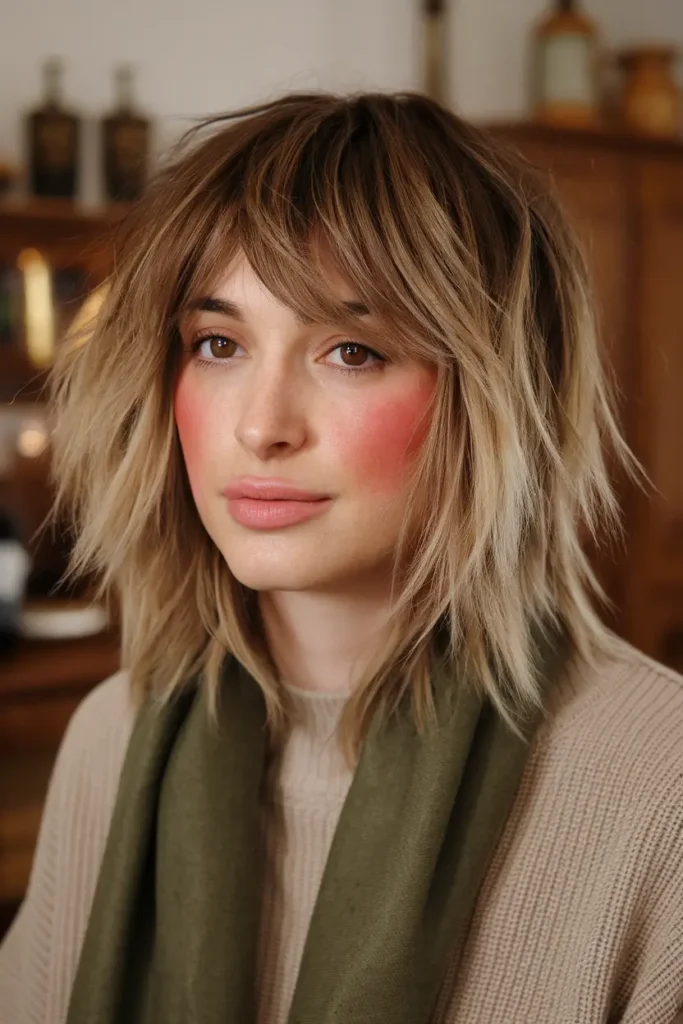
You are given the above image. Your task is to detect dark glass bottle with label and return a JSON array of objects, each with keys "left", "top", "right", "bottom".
[
  {"left": 27, "top": 58, "right": 80, "bottom": 199},
  {"left": 102, "top": 66, "right": 149, "bottom": 202},
  {"left": 423, "top": 0, "right": 448, "bottom": 105}
]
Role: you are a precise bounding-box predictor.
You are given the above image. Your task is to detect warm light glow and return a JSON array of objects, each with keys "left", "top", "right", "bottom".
[
  {"left": 17, "top": 248, "right": 55, "bottom": 368},
  {"left": 17, "top": 425, "right": 48, "bottom": 459},
  {"left": 66, "top": 284, "right": 107, "bottom": 349}
]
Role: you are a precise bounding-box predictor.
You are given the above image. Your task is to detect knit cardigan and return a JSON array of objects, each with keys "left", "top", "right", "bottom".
[{"left": 2, "top": 638, "right": 683, "bottom": 1024}]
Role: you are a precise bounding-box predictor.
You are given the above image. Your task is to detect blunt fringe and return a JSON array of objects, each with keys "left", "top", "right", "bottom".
[{"left": 50, "top": 91, "right": 636, "bottom": 756}]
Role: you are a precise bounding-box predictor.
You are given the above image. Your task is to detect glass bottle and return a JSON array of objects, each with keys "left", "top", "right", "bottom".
[
  {"left": 618, "top": 46, "right": 681, "bottom": 138},
  {"left": 102, "top": 66, "right": 149, "bottom": 203},
  {"left": 27, "top": 58, "right": 80, "bottom": 199},
  {"left": 532, "top": 0, "right": 601, "bottom": 127},
  {"left": 423, "top": 0, "right": 448, "bottom": 106}
]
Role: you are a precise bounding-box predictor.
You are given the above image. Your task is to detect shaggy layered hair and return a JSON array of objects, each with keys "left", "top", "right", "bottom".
[{"left": 51, "top": 91, "right": 633, "bottom": 754}]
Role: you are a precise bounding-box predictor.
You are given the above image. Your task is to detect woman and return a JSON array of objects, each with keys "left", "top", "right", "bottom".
[{"left": 2, "top": 91, "right": 683, "bottom": 1024}]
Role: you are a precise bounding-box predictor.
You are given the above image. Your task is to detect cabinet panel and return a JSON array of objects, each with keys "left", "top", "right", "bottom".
[
  {"left": 556, "top": 165, "right": 634, "bottom": 427},
  {"left": 492, "top": 127, "right": 683, "bottom": 657},
  {"left": 636, "top": 159, "right": 683, "bottom": 558},
  {"left": 494, "top": 139, "right": 633, "bottom": 406},
  {"left": 516, "top": 146, "right": 634, "bottom": 617}
]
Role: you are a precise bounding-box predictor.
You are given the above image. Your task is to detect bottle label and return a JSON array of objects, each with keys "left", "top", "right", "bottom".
[
  {"left": 36, "top": 118, "right": 77, "bottom": 170},
  {"left": 112, "top": 122, "right": 147, "bottom": 172},
  {"left": 537, "top": 33, "right": 597, "bottom": 107}
]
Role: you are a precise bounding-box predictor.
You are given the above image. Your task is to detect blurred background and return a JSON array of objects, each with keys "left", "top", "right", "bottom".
[{"left": 1, "top": 0, "right": 682, "bottom": 934}]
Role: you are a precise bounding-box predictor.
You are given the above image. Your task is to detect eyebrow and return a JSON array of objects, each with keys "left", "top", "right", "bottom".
[{"left": 184, "top": 295, "right": 371, "bottom": 323}]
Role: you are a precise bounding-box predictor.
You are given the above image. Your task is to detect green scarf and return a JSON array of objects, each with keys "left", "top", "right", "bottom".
[{"left": 67, "top": 626, "right": 568, "bottom": 1024}]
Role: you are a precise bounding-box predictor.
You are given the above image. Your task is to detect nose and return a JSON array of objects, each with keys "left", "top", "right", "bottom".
[{"left": 234, "top": 361, "right": 308, "bottom": 460}]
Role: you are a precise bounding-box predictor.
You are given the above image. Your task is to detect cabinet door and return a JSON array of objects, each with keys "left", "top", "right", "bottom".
[
  {"left": 500, "top": 140, "right": 633, "bottom": 407},
  {"left": 555, "top": 165, "right": 633, "bottom": 424},
  {"left": 634, "top": 159, "right": 683, "bottom": 581},
  {"left": 517, "top": 142, "right": 634, "bottom": 626}
]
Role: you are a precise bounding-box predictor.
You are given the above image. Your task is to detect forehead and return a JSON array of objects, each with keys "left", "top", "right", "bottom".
[
  {"left": 183, "top": 249, "right": 372, "bottom": 327},
  {"left": 218, "top": 248, "right": 360, "bottom": 298}
]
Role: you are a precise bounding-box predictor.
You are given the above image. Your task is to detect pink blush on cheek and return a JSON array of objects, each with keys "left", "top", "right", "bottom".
[
  {"left": 336, "top": 379, "right": 436, "bottom": 492},
  {"left": 173, "top": 372, "right": 209, "bottom": 499}
]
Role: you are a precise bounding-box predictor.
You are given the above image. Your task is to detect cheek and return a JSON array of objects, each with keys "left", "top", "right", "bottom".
[
  {"left": 174, "top": 371, "right": 213, "bottom": 497},
  {"left": 332, "top": 377, "right": 436, "bottom": 493}
]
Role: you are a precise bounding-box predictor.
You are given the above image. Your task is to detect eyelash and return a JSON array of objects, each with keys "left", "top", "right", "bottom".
[{"left": 186, "top": 331, "right": 387, "bottom": 376}]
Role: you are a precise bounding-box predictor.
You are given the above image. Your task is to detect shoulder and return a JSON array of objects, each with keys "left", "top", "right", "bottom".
[
  {"left": 537, "top": 636, "right": 683, "bottom": 816},
  {"left": 547, "top": 636, "right": 683, "bottom": 742},
  {"left": 57, "top": 668, "right": 135, "bottom": 777},
  {"left": 36, "top": 667, "right": 136, "bottom": 890},
  {"left": 41, "top": 669, "right": 136, "bottom": 882},
  {"left": 43, "top": 669, "right": 136, "bottom": 831},
  {"left": 495, "top": 640, "right": 683, "bottom": 919}
]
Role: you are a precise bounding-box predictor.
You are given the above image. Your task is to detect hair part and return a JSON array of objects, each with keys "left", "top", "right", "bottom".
[{"left": 51, "top": 91, "right": 637, "bottom": 759}]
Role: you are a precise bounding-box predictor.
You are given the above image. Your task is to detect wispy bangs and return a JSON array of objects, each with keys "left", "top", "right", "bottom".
[{"left": 172, "top": 103, "right": 465, "bottom": 368}]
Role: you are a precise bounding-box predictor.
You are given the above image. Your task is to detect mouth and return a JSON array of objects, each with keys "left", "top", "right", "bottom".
[
  {"left": 223, "top": 477, "right": 332, "bottom": 530},
  {"left": 223, "top": 477, "right": 330, "bottom": 502}
]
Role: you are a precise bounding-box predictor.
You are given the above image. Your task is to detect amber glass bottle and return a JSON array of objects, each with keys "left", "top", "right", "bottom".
[
  {"left": 532, "top": 0, "right": 601, "bottom": 127},
  {"left": 27, "top": 58, "right": 80, "bottom": 199},
  {"left": 101, "top": 66, "right": 149, "bottom": 203},
  {"left": 618, "top": 46, "right": 681, "bottom": 137}
]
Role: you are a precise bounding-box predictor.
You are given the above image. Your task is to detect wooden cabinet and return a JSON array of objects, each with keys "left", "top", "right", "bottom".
[
  {"left": 631, "top": 157, "right": 683, "bottom": 660},
  {"left": 490, "top": 124, "right": 683, "bottom": 669},
  {"left": 0, "top": 199, "right": 126, "bottom": 402},
  {"left": 0, "top": 201, "right": 127, "bottom": 597},
  {"left": 0, "top": 633, "right": 120, "bottom": 922},
  {"left": 0, "top": 203, "right": 124, "bottom": 926}
]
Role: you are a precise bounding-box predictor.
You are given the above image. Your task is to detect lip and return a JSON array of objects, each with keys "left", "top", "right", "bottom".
[
  {"left": 223, "top": 477, "right": 333, "bottom": 531},
  {"left": 223, "top": 477, "right": 330, "bottom": 501}
]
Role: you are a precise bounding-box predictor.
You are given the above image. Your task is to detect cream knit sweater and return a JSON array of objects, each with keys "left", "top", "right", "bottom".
[{"left": 2, "top": 639, "right": 683, "bottom": 1024}]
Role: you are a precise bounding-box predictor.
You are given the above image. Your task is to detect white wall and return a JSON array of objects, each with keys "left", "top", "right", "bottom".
[
  {"left": 449, "top": 0, "right": 683, "bottom": 120},
  {"left": 0, "top": 0, "right": 419, "bottom": 204},
  {"left": 449, "top": 0, "right": 548, "bottom": 119},
  {"left": 1, "top": 0, "right": 681, "bottom": 205},
  {"left": 595, "top": 0, "right": 682, "bottom": 48}
]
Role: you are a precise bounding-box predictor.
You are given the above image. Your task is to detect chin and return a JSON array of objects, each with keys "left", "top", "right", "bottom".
[
  {"left": 218, "top": 538, "right": 390, "bottom": 594},
  {"left": 214, "top": 532, "right": 328, "bottom": 591},
  {"left": 204, "top": 511, "right": 399, "bottom": 594},
  {"left": 227, "top": 559, "right": 329, "bottom": 593}
]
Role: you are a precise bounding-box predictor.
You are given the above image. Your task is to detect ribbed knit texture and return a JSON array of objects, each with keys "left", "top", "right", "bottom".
[{"left": 2, "top": 641, "right": 683, "bottom": 1023}]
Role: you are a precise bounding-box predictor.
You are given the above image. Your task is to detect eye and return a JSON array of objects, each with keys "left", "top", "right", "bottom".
[
  {"left": 192, "top": 334, "right": 241, "bottom": 361},
  {"left": 326, "top": 342, "right": 384, "bottom": 372}
]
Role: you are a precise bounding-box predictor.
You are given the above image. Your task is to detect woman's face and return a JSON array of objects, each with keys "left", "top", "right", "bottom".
[{"left": 175, "top": 253, "right": 437, "bottom": 594}]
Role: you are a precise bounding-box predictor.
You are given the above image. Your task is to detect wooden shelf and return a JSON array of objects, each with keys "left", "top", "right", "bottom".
[
  {"left": 0, "top": 197, "right": 132, "bottom": 230},
  {"left": 0, "top": 630, "right": 121, "bottom": 703},
  {"left": 486, "top": 119, "right": 683, "bottom": 155},
  {"left": 0, "top": 630, "right": 121, "bottom": 908},
  {"left": 0, "top": 630, "right": 121, "bottom": 755}
]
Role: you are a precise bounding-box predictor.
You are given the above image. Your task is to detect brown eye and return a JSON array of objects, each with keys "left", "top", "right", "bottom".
[
  {"left": 192, "top": 335, "right": 239, "bottom": 360},
  {"left": 208, "top": 336, "right": 236, "bottom": 358},
  {"left": 338, "top": 342, "right": 369, "bottom": 367}
]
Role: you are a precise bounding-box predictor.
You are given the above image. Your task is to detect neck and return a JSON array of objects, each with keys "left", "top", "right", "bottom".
[{"left": 259, "top": 583, "right": 395, "bottom": 695}]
